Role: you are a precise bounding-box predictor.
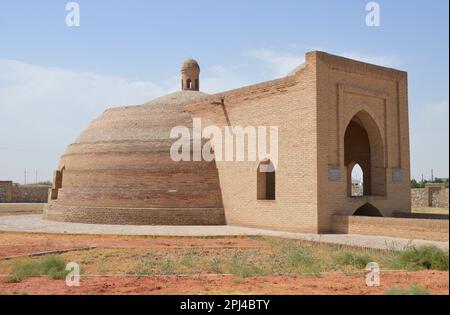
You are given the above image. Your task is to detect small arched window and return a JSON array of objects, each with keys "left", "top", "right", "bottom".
[
  {"left": 186, "top": 79, "right": 192, "bottom": 89},
  {"left": 257, "top": 160, "right": 276, "bottom": 200},
  {"left": 350, "top": 163, "right": 364, "bottom": 197}
]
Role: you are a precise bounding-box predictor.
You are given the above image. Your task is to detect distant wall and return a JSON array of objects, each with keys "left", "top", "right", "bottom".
[
  {"left": 0, "top": 203, "right": 44, "bottom": 215},
  {"left": 11, "top": 185, "right": 50, "bottom": 203},
  {"left": 332, "top": 215, "right": 449, "bottom": 241},
  {"left": 393, "top": 212, "right": 449, "bottom": 220},
  {"left": 411, "top": 184, "right": 449, "bottom": 209},
  {"left": 0, "top": 181, "right": 13, "bottom": 202}
]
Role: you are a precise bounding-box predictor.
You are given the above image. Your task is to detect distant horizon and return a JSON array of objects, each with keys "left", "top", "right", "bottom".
[{"left": 0, "top": 0, "right": 448, "bottom": 183}]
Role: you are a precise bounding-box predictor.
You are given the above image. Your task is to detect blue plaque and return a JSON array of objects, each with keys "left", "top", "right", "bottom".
[{"left": 328, "top": 168, "right": 341, "bottom": 181}]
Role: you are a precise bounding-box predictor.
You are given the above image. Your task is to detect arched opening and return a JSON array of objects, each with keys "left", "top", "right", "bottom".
[
  {"left": 50, "top": 166, "right": 65, "bottom": 200},
  {"left": 350, "top": 163, "right": 364, "bottom": 197},
  {"left": 186, "top": 79, "right": 192, "bottom": 89},
  {"left": 257, "top": 160, "right": 275, "bottom": 200},
  {"left": 344, "top": 111, "right": 386, "bottom": 197},
  {"left": 57, "top": 166, "right": 65, "bottom": 189},
  {"left": 353, "top": 203, "right": 383, "bottom": 217}
]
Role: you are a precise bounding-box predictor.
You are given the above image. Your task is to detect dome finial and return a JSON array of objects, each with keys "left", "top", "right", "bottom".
[{"left": 181, "top": 59, "right": 200, "bottom": 91}]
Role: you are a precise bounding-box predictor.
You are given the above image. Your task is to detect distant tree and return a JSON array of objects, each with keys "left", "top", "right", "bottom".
[
  {"left": 411, "top": 179, "right": 424, "bottom": 188},
  {"left": 434, "top": 178, "right": 449, "bottom": 188},
  {"left": 411, "top": 178, "right": 449, "bottom": 188}
]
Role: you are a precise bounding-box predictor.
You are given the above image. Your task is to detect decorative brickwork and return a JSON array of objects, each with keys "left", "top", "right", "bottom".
[
  {"left": 187, "top": 51, "right": 411, "bottom": 233},
  {"left": 45, "top": 52, "right": 413, "bottom": 231},
  {"left": 332, "top": 215, "right": 449, "bottom": 241}
]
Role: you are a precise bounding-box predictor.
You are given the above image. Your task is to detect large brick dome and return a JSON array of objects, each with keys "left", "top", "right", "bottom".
[{"left": 44, "top": 90, "right": 225, "bottom": 225}]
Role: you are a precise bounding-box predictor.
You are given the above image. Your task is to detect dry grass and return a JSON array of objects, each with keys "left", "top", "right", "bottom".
[
  {"left": 0, "top": 237, "right": 394, "bottom": 278},
  {"left": 0, "top": 235, "right": 448, "bottom": 295},
  {"left": 0, "top": 236, "right": 447, "bottom": 281}
]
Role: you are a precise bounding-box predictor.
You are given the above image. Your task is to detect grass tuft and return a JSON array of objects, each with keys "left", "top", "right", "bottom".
[
  {"left": 7, "top": 255, "right": 68, "bottom": 283},
  {"left": 279, "top": 242, "right": 321, "bottom": 276},
  {"left": 332, "top": 252, "right": 373, "bottom": 269},
  {"left": 7, "top": 260, "right": 41, "bottom": 283},
  {"left": 389, "top": 246, "right": 449, "bottom": 271},
  {"left": 209, "top": 257, "right": 223, "bottom": 274},
  {"left": 229, "top": 254, "right": 266, "bottom": 277},
  {"left": 384, "top": 284, "right": 431, "bottom": 295}
]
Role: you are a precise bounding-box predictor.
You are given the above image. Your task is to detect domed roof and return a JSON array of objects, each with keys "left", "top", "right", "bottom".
[
  {"left": 182, "top": 58, "right": 200, "bottom": 70},
  {"left": 44, "top": 89, "right": 225, "bottom": 225},
  {"left": 73, "top": 90, "right": 208, "bottom": 144}
]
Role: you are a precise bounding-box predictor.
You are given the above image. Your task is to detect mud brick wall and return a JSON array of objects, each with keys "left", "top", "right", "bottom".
[
  {"left": 0, "top": 181, "right": 13, "bottom": 202},
  {"left": 11, "top": 185, "right": 51, "bottom": 203},
  {"left": 411, "top": 188, "right": 427, "bottom": 207},
  {"left": 411, "top": 187, "right": 449, "bottom": 209},
  {"left": 186, "top": 51, "right": 412, "bottom": 233},
  {"left": 44, "top": 204, "right": 225, "bottom": 225},
  {"left": 332, "top": 215, "right": 449, "bottom": 241}
]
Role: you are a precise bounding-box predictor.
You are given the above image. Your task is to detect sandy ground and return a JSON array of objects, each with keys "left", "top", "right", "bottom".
[
  {"left": 0, "top": 232, "right": 448, "bottom": 295},
  {"left": 0, "top": 271, "right": 448, "bottom": 295}
]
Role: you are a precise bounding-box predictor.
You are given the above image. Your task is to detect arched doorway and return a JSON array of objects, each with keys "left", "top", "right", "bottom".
[
  {"left": 344, "top": 111, "right": 386, "bottom": 197},
  {"left": 353, "top": 203, "right": 383, "bottom": 217}
]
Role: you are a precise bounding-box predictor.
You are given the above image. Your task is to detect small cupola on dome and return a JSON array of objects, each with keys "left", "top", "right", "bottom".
[{"left": 181, "top": 59, "right": 200, "bottom": 91}]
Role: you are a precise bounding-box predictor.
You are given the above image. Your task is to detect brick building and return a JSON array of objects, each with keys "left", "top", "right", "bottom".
[{"left": 44, "top": 51, "right": 412, "bottom": 233}]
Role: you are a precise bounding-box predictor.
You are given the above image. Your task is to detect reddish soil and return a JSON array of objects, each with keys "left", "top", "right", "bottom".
[
  {"left": 0, "top": 232, "right": 261, "bottom": 258},
  {"left": 0, "top": 232, "right": 448, "bottom": 295},
  {"left": 0, "top": 271, "right": 448, "bottom": 295}
]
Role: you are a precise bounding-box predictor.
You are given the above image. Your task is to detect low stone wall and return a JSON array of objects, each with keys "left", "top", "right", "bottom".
[
  {"left": 411, "top": 186, "right": 449, "bottom": 209},
  {"left": 11, "top": 185, "right": 50, "bottom": 203},
  {"left": 411, "top": 188, "right": 427, "bottom": 207},
  {"left": 44, "top": 203, "right": 226, "bottom": 225},
  {"left": 331, "top": 215, "right": 449, "bottom": 242},
  {"left": 393, "top": 212, "right": 449, "bottom": 220},
  {"left": 0, "top": 203, "right": 44, "bottom": 215},
  {"left": 0, "top": 181, "right": 13, "bottom": 202}
]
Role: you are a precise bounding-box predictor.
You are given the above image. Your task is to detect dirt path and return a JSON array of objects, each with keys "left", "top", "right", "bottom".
[
  {"left": 1, "top": 215, "right": 448, "bottom": 250},
  {"left": 0, "top": 271, "right": 448, "bottom": 295}
]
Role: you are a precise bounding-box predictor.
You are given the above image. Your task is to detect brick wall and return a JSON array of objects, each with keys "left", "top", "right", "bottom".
[
  {"left": 11, "top": 184, "right": 50, "bottom": 203},
  {"left": 43, "top": 51, "right": 414, "bottom": 232},
  {"left": 316, "top": 51, "right": 411, "bottom": 232},
  {"left": 186, "top": 53, "right": 319, "bottom": 233},
  {"left": 185, "top": 51, "right": 412, "bottom": 233},
  {"left": 44, "top": 204, "right": 225, "bottom": 225},
  {"left": 0, "top": 181, "right": 13, "bottom": 202},
  {"left": 411, "top": 186, "right": 449, "bottom": 209},
  {"left": 332, "top": 215, "right": 449, "bottom": 241}
]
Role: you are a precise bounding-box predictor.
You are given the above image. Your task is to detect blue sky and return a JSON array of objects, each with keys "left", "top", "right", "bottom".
[{"left": 0, "top": 0, "right": 448, "bottom": 183}]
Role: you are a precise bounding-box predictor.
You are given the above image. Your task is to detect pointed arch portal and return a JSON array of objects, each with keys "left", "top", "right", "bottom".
[{"left": 344, "top": 111, "right": 386, "bottom": 197}]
